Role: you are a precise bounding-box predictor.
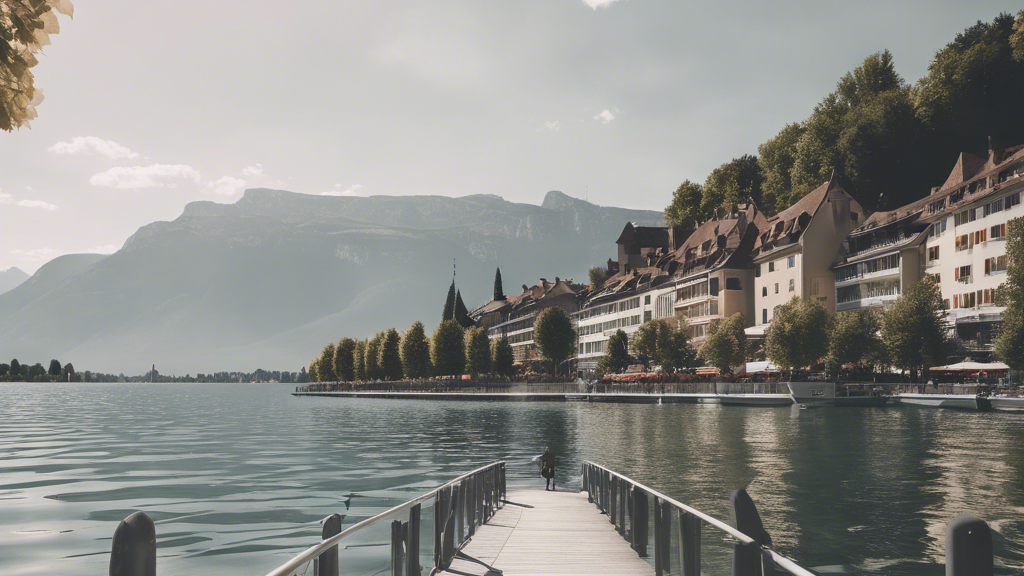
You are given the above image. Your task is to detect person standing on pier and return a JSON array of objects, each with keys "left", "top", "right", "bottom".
[{"left": 541, "top": 446, "right": 556, "bottom": 491}]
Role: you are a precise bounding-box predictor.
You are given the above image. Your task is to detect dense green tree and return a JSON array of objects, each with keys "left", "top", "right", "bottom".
[
  {"left": 365, "top": 333, "right": 383, "bottom": 380},
  {"left": 700, "top": 155, "right": 763, "bottom": 215},
  {"left": 28, "top": 363, "right": 45, "bottom": 380},
  {"left": 491, "top": 337, "right": 515, "bottom": 377},
  {"left": 995, "top": 217, "right": 1024, "bottom": 370},
  {"left": 880, "top": 277, "right": 953, "bottom": 378},
  {"left": 699, "top": 313, "right": 746, "bottom": 375},
  {"left": 0, "top": 363, "right": 8, "bottom": 378},
  {"left": 597, "top": 329, "right": 632, "bottom": 376},
  {"left": 353, "top": 340, "right": 367, "bottom": 381},
  {"left": 588, "top": 266, "right": 609, "bottom": 289},
  {"left": 9, "top": 359, "right": 20, "bottom": 379},
  {"left": 758, "top": 123, "right": 805, "bottom": 213},
  {"left": 914, "top": 12, "right": 1024, "bottom": 155},
  {"left": 378, "top": 328, "right": 404, "bottom": 381},
  {"left": 63, "top": 363, "right": 75, "bottom": 381},
  {"left": 431, "top": 319, "right": 466, "bottom": 377},
  {"left": 297, "top": 366, "right": 310, "bottom": 383},
  {"left": 464, "top": 327, "right": 491, "bottom": 375},
  {"left": 0, "top": 0, "right": 74, "bottom": 131},
  {"left": 632, "top": 319, "right": 695, "bottom": 372},
  {"left": 664, "top": 180, "right": 704, "bottom": 228},
  {"left": 442, "top": 281, "right": 457, "bottom": 322},
  {"left": 533, "top": 306, "right": 575, "bottom": 376},
  {"left": 318, "top": 343, "right": 337, "bottom": 382},
  {"left": 401, "top": 321, "right": 432, "bottom": 379},
  {"left": 764, "top": 297, "right": 833, "bottom": 373},
  {"left": 307, "top": 357, "right": 320, "bottom": 382},
  {"left": 333, "top": 338, "right": 356, "bottom": 382},
  {"left": 827, "top": 310, "right": 883, "bottom": 376},
  {"left": 493, "top": 267, "right": 505, "bottom": 301},
  {"left": 47, "top": 359, "right": 61, "bottom": 376}
]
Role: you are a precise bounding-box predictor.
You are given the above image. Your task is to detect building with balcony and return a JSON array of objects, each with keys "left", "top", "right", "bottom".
[
  {"left": 832, "top": 210, "right": 929, "bottom": 312},
  {"left": 670, "top": 203, "right": 766, "bottom": 341},
  {"left": 477, "top": 278, "right": 585, "bottom": 365},
  {"left": 751, "top": 173, "right": 869, "bottom": 330}
]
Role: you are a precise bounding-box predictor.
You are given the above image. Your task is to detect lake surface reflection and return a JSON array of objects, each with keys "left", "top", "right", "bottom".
[{"left": 1, "top": 383, "right": 1022, "bottom": 575}]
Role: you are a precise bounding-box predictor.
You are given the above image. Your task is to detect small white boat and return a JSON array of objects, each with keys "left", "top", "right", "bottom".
[
  {"left": 718, "top": 394, "right": 793, "bottom": 406},
  {"left": 787, "top": 382, "right": 836, "bottom": 405},
  {"left": 990, "top": 395, "right": 1024, "bottom": 412},
  {"left": 896, "top": 393, "right": 991, "bottom": 411}
]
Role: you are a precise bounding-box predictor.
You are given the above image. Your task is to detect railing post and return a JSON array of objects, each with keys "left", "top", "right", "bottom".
[
  {"left": 632, "top": 488, "right": 648, "bottom": 557},
  {"left": 731, "top": 489, "right": 769, "bottom": 576},
  {"left": 433, "top": 487, "right": 447, "bottom": 570},
  {"left": 109, "top": 511, "right": 156, "bottom": 576},
  {"left": 618, "top": 479, "right": 626, "bottom": 535},
  {"left": 659, "top": 499, "right": 671, "bottom": 574},
  {"left": 609, "top": 475, "right": 618, "bottom": 525},
  {"left": 391, "top": 520, "right": 405, "bottom": 576},
  {"left": 678, "top": 511, "right": 701, "bottom": 576},
  {"left": 467, "top": 476, "right": 476, "bottom": 537},
  {"left": 317, "top": 513, "right": 342, "bottom": 576},
  {"left": 654, "top": 497, "right": 664, "bottom": 576},
  {"left": 456, "top": 480, "right": 465, "bottom": 544},
  {"left": 406, "top": 504, "right": 420, "bottom": 576},
  {"left": 946, "top": 514, "right": 993, "bottom": 576},
  {"left": 442, "top": 486, "right": 457, "bottom": 569}
]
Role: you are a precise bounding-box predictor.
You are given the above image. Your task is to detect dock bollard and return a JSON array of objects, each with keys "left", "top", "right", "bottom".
[
  {"left": 109, "top": 511, "right": 156, "bottom": 576},
  {"left": 730, "top": 489, "right": 775, "bottom": 576},
  {"left": 317, "top": 514, "right": 343, "bottom": 576},
  {"left": 946, "top": 514, "right": 993, "bottom": 576}
]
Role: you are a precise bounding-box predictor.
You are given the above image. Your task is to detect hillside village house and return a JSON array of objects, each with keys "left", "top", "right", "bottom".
[
  {"left": 471, "top": 278, "right": 584, "bottom": 365},
  {"left": 749, "top": 174, "right": 869, "bottom": 339},
  {"left": 672, "top": 203, "right": 766, "bottom": 341}
]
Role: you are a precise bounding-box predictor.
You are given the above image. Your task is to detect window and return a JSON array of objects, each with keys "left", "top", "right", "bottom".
[
  {"left": 762, "top": 287, "right": 767, "bottom": 297},
  {"left": 645, "top": 295, "right": 651, "bottom": 305},
  {"left": 991, "top": 223, "right": 1006, "bottom": 240},
  {"left": 709, "top": 277, "right": 719, "bottom": 296},
  {"left": 775, "top": 283, "right": 779, "bottom": 294},
  {"left": 787, "top": 255, "right": 796, "bottom": 268},
  {"left": 984, "top": 197, "right": 1004, "bottom": 217},
  {"left": 955, "top": 234, "right": 971, "bottom": 251},
  {"left": 726, "top": 277, "right": 742, "bottom": 290},
  {"left": 644, "top": 311, "right": 652, "bottom": 323},
  {"left": 986, "top": 256, "right": 1008, "bottom": 274},
  {"left": 812, "top": 279, "right": 819, "bottom": 296},
  {"left": 768, "top": 262, "right": 775, "bottom": 272},
  {"left": 928, "top": 198, "right": 946, "bottom": 214},
  {"left": 930, "top": 220, "right": 947, "bottom": 237},
  {"left": 1006, "top": 192, "right": 1021, "bottom": 209},
  {"left": 954, "top": 210, "right": 976, "bottom": 227},
  {"left": 973, "top": 228, "right": 987, "bottom": 245},
  {"left": 762, "top": 309, "right": 768, "bottom": 324},
  {"left": 955, "top": 265, "right": 972, "bottom": 282},
  {"left": 789, "top": 279, "right": 795, "bottom": 292},
  {"left": 755, "top": 265, "right": 761, "bottom": 278},
  {"left": 928, "top": 246, "right": 940, "bottom": 261}
]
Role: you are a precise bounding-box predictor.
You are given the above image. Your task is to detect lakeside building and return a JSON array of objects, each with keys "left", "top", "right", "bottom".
[
  {"left": 748, "top": 174, "right": 869, "bottom": 340},
  {"left": 472, "top": 278, "right": 586, "bottom": 365},
  {"left": 671, "top": 203, "right": 766, "bottom": 341}
]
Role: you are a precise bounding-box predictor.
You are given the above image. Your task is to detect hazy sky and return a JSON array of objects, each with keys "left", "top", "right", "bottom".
[{"left": 0, "top": 0, "right": 1011, "bottom": 272}]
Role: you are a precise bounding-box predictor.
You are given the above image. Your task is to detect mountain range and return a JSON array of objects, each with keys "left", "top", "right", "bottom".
[
  {"left": 0, "top": 267, "right": 29, "bottom": 296},
  {"left": 0, "top": 190, "right": 662, "bottom": 373}
]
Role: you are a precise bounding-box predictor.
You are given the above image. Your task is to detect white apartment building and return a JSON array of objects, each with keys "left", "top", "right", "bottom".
[
  {"left": 832, "top": 211, "right": 927, "bottom": 312},
  {"left": 751, "top": 174, "right": 869, "bottom": 329}
]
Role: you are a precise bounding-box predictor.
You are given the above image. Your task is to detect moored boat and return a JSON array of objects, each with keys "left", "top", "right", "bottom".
[
  {"left": 718, "top": 393, "right": 793, "bottom": 406},
  {"left": 990, "top": 395, "right": 1024, "bottom": 412},
  {"left": 787, "top": 382, "right": 836, "bottom": 405},
  {"left": 896, "top": 393, "right": 992, "bottom": 411}
]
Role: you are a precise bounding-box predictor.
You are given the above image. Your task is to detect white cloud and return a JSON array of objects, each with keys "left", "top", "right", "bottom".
[
  {"left": 49, "top": 136, "right": 139, "bottom": 160},
  {"left": 17, "top": 200, "right": 58, "bottom": 211},
  {"left": 541, "top": 120, "right": 561, "bottom": 132},
  {"left": 0, "top": 191, "right": 10, "bottom": 205},
  {"left": 90, "top": 164, "right": 201, "bottom": 189},
  {"left": 321, "top": 184, "right": 364, "bottom": 197},
  {"left": 11, "top": 247, "right": 60, "bottom": 262},
  {"left": 582, "top": 0, "right": 623, "bottom": 8},
  {"left": 85, "top": 245, "right": 119, "bottom": 254},
  {"left": 208, "top": 175, "right": 247, "bottom": 196},
  {"left": 242, "top": 164, "right": 263, "bottom": 177},
  {"left": 594, "top": 109, "right": 616, "bottom": 124}
]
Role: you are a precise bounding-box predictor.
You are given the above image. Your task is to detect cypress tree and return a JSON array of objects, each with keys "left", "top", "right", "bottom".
[
  {"left": 442, "top": 281, "right": 457, "bottom": 321},
  {"left": 365, "top": 333, "right": 383, "bottom": 380},
  {"left": 353, "top": 340, "right": 367, "bottom": 381},
  {"left": 454, "top": 290, "right": 474, "bottom": 328},
  {"left": 378, "top": 328, "right": 404, "bottom": 381},
  {"left": 493, "top": 267, "right": 505, "bottom": 301}
]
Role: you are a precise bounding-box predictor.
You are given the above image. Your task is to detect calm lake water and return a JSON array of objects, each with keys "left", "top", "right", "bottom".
[{"left": 1, "top": 383, "right": 1022, "bottom": 575}]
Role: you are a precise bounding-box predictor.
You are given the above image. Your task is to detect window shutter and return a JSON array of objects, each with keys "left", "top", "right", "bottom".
[{"left": 955, "top": 267, "right": 960, "bottom": 281}]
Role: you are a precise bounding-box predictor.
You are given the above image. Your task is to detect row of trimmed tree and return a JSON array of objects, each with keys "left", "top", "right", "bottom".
[
  {"left": 0, "top": 359, "right": 76, "bottom": 382},
  {"left": 308, "top": 320, "right": 516, "bottom": 383}
]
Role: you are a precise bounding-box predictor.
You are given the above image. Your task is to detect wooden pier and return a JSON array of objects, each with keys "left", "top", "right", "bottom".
[{"left": 440, "top": 489, "right": 655, "bottom": 576}]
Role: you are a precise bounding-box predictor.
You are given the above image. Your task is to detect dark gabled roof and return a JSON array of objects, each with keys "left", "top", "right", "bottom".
[
  {"left": 938, "top": 152, "right": 987, "bottom": 194},
  {"left": 615, "top": 222, "right": 670, "bottom": 248},
  {"left": 667, "top": 203, "right": 762, "bottom": 279},
  {"left": 754, "top": 174, "right": 843, "bottom": 257}
]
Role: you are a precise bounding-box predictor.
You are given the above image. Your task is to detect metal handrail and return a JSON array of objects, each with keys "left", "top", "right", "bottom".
[
  {"left": 264, "top": 460, "right": 506, "bottom": 576},
  {"left": 583, "top": 461, "right": 816, "bottom": 576}
]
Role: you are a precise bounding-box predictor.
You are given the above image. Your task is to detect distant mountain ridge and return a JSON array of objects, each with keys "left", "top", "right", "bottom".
[
  {"left": 0, "top": 267, "right": 29, "bottom": 296},
  {"left": 0, "top": 190, "right": 662, "bottom": 373}
]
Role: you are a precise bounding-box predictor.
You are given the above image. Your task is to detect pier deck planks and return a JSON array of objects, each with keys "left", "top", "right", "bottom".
[{"left": 439, "top": 488, "right": 654, "bottom": 576}]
